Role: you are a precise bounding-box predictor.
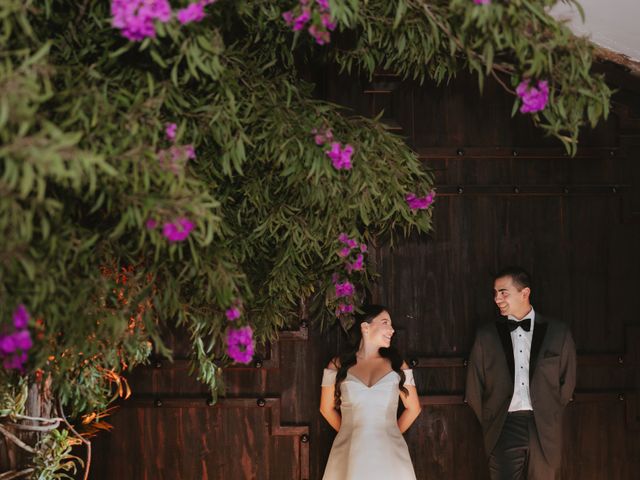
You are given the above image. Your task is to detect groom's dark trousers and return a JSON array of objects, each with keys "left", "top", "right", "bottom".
[{"left": 465, "top": 315, "right": 576, "bottom": 480}]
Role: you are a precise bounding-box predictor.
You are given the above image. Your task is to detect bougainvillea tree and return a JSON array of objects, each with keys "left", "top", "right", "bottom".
[{"left": 0, "top": 0, "right": 610, "bottom": 476}]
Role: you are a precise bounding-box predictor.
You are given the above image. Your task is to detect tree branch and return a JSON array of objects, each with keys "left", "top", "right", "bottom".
[
  {"left": 0, "top": 425, "right": 36, "bottom": 453},
  {"left": 0, "top": 469, "right": 35, "bottom": 480},
  {"left": 57, "top": 401, "right": 91, "bottom": 480}
]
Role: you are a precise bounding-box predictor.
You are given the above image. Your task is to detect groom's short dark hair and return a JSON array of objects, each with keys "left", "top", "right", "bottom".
[{"left": 495, "top": 266, "right": 532, "bottom": 291}]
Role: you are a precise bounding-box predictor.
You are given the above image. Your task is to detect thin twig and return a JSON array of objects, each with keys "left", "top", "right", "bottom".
[
  {"left": 491, "top": 70, "right": 515, "bottom": 95},
  {"left": 11, "top": 414, "right": 64, "bottom": 424},
  {"left": 0, "top": 468, "right": 35, "bottom": 480},
  {"left": 0, "top": 425, "right": 36, "bottom": 453},
  {"left": 5, "top": 421, "right": 61, "bottom": 432},
  {"left": 57, "top": 401, "right": 91, "bottom": 480}
]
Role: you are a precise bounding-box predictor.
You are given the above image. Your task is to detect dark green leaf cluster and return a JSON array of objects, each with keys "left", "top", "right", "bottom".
[
  {"left": 326, "top": 0, "right": 611, "bottom": 154},
  {"left": 0, "top": 0, "right": 432, "bottom": 415},
  {"left": 1, "top": 0, "right": 610, "bottom": 419}
]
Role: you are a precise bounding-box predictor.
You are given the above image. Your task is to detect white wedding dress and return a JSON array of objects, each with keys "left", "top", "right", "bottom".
[{"left": 321, "top": 368, "right": 417, "bottom": 480}]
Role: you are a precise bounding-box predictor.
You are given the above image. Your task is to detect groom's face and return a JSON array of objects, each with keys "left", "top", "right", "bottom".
[{"left": 494, "top": 275, "right": 530, "bottom": 318}]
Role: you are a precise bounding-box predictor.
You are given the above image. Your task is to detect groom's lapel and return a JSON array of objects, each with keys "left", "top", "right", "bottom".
[
  {"left": 529, "top": 315, "right": 549, "bottom": 380},
  {"left": 495, "top": 318, "right": 515, "bottom": 380}
]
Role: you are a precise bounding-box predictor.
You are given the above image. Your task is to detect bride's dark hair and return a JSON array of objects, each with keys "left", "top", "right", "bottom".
[{"left": 331, "top": 304, "right": 408, "bottom": 410}]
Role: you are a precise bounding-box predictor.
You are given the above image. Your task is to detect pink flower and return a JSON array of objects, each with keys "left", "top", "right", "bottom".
[
  {"left": 13, "top": 330, "right": 33, "bottom": 351},
  {"left": 406, "top": 192, "right": 435, "bottom": 210},
  {"left": 111, "top": 0, "right": 172, "bottom": 41},
  {"left": 336, "top": 303, "right": 354, "bottom": 315},
  {"left": 225, "top": 307, "right": 241, "bottom": 321},
  {"left": 338, "top": 233, "right": 350, "bottom": 243},
  {"left": 1, "top": 304, "right": 33, "bottom": 371},
  {"left": 0, "top": 335, "right": 17, "bottom": 355},
  {"left": 321, "top": 13, "right": 336, "bottom": 31},
  {"left": 345, "top": 239, "right": 358, "bottom": 249},
  {"left": 146, "top": 218, "right": 158, "bottom": 230},
  {"left": 474, "top": 0, "right": 491, "bottom": 4},
  {"left": 184, "top": 145, "right": 196, "bottom": 159},
  {"left": 338, "top": 247, "right": 351, "bottom": 258},
  {"left": 293, "top": 9, "right": 311, "bottom": 31},
  {"left": 282, "top": 10, "right": 293, "bottom": 25},
  {"left": 12, "top": 305, "right": 30, "bottom": 329},
  {"left": 359, "top": 244, "right": 368, "bottom": 253},
  {"left": 3, "top": 352, "right": 28, "bottom": 372},
  {"left": 516, "top": 79, "right": 549, "bottom": 114},
  {"left": 326, "top": 142, "right": 354, "bottom": 170},
  {"left": 316, "top": 0, "right": 330, "bottom": 10},
  {"left": 226, "top": 326, "right": 255, "bottom": 364},
  {"left": 346, "top": 254, "right": 364, "bottom": 273},
  {"left": 335, "top": 281, "right": 355, "bottom": 298},
  {"left": 162, "top": 217, "right": 195, "bottom": 243},
  {"left": 158, "top": 144, "right": 195, "bottom": 174},
  {"left": 313, "top": 128, "right": 332, "bottom": 145},
  {"left": 165, "top": 123, "right": 177, "bottom": 141},
  {"left": 309, "top": 25, "right": 330, "bottom": 45},
  {"left": 177, "top": 1, "right": 206, "bottom": 24}
]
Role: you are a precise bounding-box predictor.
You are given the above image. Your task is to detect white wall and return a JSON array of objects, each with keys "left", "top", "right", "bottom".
[{"left": 551, "top": 0, "right": 640, "bottom": 62}]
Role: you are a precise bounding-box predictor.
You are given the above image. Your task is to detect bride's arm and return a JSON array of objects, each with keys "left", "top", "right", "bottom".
[
  {"left": 319, "top": 360, "right": 341, "bottom": 431},
  {"left": 397, "top": 362, "right": 422, "bottom": 433}
]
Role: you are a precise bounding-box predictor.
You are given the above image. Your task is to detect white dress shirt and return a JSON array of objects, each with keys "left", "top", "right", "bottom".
[{"left": 508, "top": 307, "right": 535, "bottom": 412}]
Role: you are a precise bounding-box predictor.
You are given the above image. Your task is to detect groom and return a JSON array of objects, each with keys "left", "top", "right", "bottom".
[{"left": 465, "top": 266, "right": 576, "bottom": 479}]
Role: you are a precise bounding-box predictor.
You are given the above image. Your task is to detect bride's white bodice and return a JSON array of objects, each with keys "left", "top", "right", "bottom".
[{"left": 321, "top": 368, "right": 417, "bottom": 480}]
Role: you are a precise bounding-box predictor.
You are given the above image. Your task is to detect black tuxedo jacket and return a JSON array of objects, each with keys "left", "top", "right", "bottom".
[{"left": 465, "top": 314, "right": 576, "bottom": 467}]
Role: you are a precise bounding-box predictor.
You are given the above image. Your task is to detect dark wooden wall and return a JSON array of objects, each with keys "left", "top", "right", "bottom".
[{"left": 90, "top": 66, "right": 640, "bottom": 479}]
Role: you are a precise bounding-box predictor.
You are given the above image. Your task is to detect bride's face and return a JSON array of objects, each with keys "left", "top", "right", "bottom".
[{"left": 362, "top": 311, "right": 395, "bottom": 348}]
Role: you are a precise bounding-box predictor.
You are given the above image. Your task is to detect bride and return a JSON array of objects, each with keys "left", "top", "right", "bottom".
[{"left": 319, "top": 305, "right": 422, "bottom": 479}]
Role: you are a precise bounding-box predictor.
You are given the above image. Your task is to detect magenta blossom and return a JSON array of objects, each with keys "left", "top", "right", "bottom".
[
  {"left": 335, "top": 281, "right": 355, "bottom": 298},
  {"left": 13, "top": 330, "right": 33, "bottom": 351},
  {"left": 177, "top": 1, "right": 206, "bottom": 24},
  {"left": 111, "top": 0, "right": 172, "bottom": 41},
  {"left": 3, "top": 352, "right": 28, "bottom": 371},
  {"left": 326, "top": 142, "right": 354, "bottom": 170},
  {"left": 184, "top": 145, "right": 196, "bottom": 160},
  {"left": 162, "top": 217, "right": 195, "bottom": 243},
  {"left": 313, "top": 128, "right": 333, "bottom": 145},
  {"left": 360, "top": 244, "right": 368, "bottom": 253},
  {"left": 282, "top": 10, "right": 294, "bottom": 25},
  {"left": 516, "top": 79, "right": 549, "bottom": 114},
  {"left": 336, "top": 303, "right": 354, "bottom": 315},
  {"left": 345, "top": 238, "right": 357, "bottom": 249},
  {"left": 320, "top": 13, "right": 336, "bottom": 31},
  {"left": 338, "top": 233, "right": 350, "bottom": 243},
  {"left": 12, "top": 304, "right": 30, "bottom": 329},
  {"left": 346, "top": 254, "right": 364, "bottom": 273},
  {"left": 226, "top": 326, "right": 255, "bottom": 364},
  {"left": 316, "top": 0, "right": 330, "bottom": 10},
  {"left": 338, "top": 247, "right": 351, "bottom": 258},
  {"left": 293, "top": 9, "right": 311, "bottom": 31},
  {"left": 0, "top": 335, "right": 17, "bottom": 355},
  {"left": 309, "top": 25, "right": 330, "bottom": 45},
  {"left": 225, "top": 307, "right": 241, "bottom": 321},
  {"left": 165, "top": 123, "right": 177, "bottom": 141},
  {"left": 406, "top": 192, "right": 435, "bottom": 210},
  {"left": 146, "top": 218, "right": 158, "bottom": 230},
  {"left": 158, "top": 144, "right": 195, "bottom": 174},
  {"left": 1, "top": 305, "right": 32, "bottom": 371}
]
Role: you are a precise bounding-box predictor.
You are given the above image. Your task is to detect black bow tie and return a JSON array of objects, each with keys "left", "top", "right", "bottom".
[{"left": 506, "top": 318, "right": 531, "bottom": 332}]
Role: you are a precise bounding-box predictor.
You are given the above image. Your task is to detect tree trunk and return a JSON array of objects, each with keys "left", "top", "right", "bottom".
[{"left": 0, "top": 377, "right": 54, "bottom": 474}]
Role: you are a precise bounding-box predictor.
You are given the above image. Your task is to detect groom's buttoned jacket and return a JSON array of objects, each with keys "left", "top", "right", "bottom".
[{"left": 465, "top": 314, "right": 577, "bottom": 468}]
